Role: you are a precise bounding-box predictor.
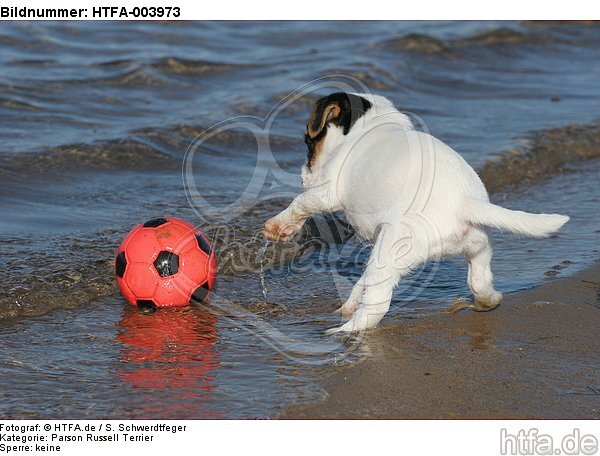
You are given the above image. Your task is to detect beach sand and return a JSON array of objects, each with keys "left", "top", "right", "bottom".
[{"left": 284, "top": 262, "right": 600, "bottom": 419}]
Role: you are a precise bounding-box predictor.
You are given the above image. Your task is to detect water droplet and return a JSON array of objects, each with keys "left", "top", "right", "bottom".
[{"left": 258, "top": 238, "right": 269, "bottom": 300}]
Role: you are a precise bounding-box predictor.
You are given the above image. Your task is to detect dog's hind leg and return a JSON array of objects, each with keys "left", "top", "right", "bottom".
[
  {"left": 464, "top": 227, "right": 502, "bottom": 311},
  {"left": 337, "top": 277, "right": 365, "bottom": 316},
  {"left": 328, "top": 223, "right": 421, "bottom": 333}
]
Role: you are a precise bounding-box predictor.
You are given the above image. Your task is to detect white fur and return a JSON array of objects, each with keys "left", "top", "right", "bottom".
[{"left": 264, "top": 93, "right": 569, "bottom": 332}]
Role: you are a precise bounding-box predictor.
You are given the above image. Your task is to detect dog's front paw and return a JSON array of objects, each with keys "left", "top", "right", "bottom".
[{"left": 263, "top": 217, "right": 300, "bottom": 242}]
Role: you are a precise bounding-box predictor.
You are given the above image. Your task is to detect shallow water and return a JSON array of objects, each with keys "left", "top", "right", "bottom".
[{"left": 1, "top": 21, "right": 600, "bottom": 418}]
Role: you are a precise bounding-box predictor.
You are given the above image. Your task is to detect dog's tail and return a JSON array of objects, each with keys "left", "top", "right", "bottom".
[{"left": 464, "top": 199, "right": 569, "bottom": 238}]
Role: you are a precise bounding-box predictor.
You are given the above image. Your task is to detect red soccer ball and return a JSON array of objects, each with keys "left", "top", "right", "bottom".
[{"left": 115, "top": 217, "right": 217, "bottom": 308}]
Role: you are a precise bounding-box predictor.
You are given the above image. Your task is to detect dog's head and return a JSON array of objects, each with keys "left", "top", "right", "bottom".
[{"left": 304, "top": 92, "right": 372, "bottom": 171}]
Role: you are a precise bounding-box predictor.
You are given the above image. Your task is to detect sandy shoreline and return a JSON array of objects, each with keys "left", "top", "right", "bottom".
[{"left": 283, "top": 262, "right": 600, "bottom": 419}]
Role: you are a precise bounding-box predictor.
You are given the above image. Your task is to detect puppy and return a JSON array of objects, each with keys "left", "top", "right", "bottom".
[{"left": 263, "top": 92, "right": 569, "bottom": 333}]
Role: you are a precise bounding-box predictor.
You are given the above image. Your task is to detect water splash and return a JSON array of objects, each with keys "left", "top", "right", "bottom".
[{"left": 258, "top": 238, "right": 269, "bottom": 300}]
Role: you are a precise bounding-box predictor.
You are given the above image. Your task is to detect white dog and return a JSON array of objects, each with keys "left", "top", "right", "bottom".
[{"left": 263, "top": 92, "right": 569, "bottom": 333}]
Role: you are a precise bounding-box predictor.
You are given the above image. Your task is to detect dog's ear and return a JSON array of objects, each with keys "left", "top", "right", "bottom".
[
  {"left": 306, "top": 93, "right": 372, "bottom": 139},
  {"left": 306, "top": 101, "right": 342, "bottom": 139}
]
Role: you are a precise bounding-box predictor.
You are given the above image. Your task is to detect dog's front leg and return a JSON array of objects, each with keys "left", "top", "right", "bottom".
[{"left": 263, "top": 191, "right": 330, "bottom": 242}]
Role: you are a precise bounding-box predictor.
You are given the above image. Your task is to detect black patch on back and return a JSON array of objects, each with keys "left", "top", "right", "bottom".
[{"left": 305, "top": 92, "right": 372, "bottom": 169}]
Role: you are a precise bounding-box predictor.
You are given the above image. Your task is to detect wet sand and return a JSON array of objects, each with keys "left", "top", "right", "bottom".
[{"left": 284, "top": 262, "right": 600, "bottom": 419}]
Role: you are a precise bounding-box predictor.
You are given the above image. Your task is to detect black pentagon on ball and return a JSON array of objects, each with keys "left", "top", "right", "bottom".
[
  {"left": 195, "top": 234, "right": 212, "bottom": 255},
  {"left": 153, "top": 251, "right": 179, "bottom": 277},
  {"left": 115, "top": 251, "right": 127, "bottom": 278},
  {"left": 191, "top": 281, "right": 211, "bottom": 303},
  {"left": 143, "top": 217, "right": 169, "bottom": 228}
]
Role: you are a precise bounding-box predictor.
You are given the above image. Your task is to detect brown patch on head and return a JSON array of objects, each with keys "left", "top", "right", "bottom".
[
  {"left": 307, "top": 103, "right": 341, "bottom": 139},
  {"left": 306, "top": 136, "right": 325, "bottom": 170},
  {"left": 304, "top": 101, "right": 341, "bottom": 170}
]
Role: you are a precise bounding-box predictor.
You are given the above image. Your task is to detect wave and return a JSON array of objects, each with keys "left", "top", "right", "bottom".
[
  {"left": 0, "top": 34, "right": 58, "bottom": 50},
  {"left": 317, "top": 64, "right": 399, "bottom": 90},
  {"left": 453, "top": 27, "right": 532, "bottom": 46},
  {"left": 1, "top": 119, "right": 298, "bottom": 180},
  {"left": 379, "top": 33, "right": 450, "bottom": 53},
  {"left": 0, "top": 232, "right": 118, "bottom": 320},
  {"left": 1, "top": 139, "right": 175, "bottom": 177},
  {"left": 134, "top": 122, "right": 297, "bottom": 158},
  {"left": 52, "top": 56, "right": 254, "bottom": 86},
  {"left": 33, "top": 56, "right": 254, "bottom": 88},
  {"left": 150, "top": 57, "right": 257, "bottom": 76},
  {"left": 93, "top": 67, "right": 170, "bottom": 88},
  {"left": 8, "top": 59, "right": 58, "bottom": 67},
  {"left": 95, "top": 59, "right": 138, "bottom": 69},
  {"left": 377, "top": 26, "right": 562, "bottom": 54},
  {"left": 478, "top": 122, "right": 600, "bottom": 192},
  {"left": 28, "top": 57, "right": 258, "bottom": 91},
  {"left": 40, "top": 67, "right": 171, "bottom": 89},
  {"left": 0, "top": 97, "right": 44, "bottom": 112}
]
